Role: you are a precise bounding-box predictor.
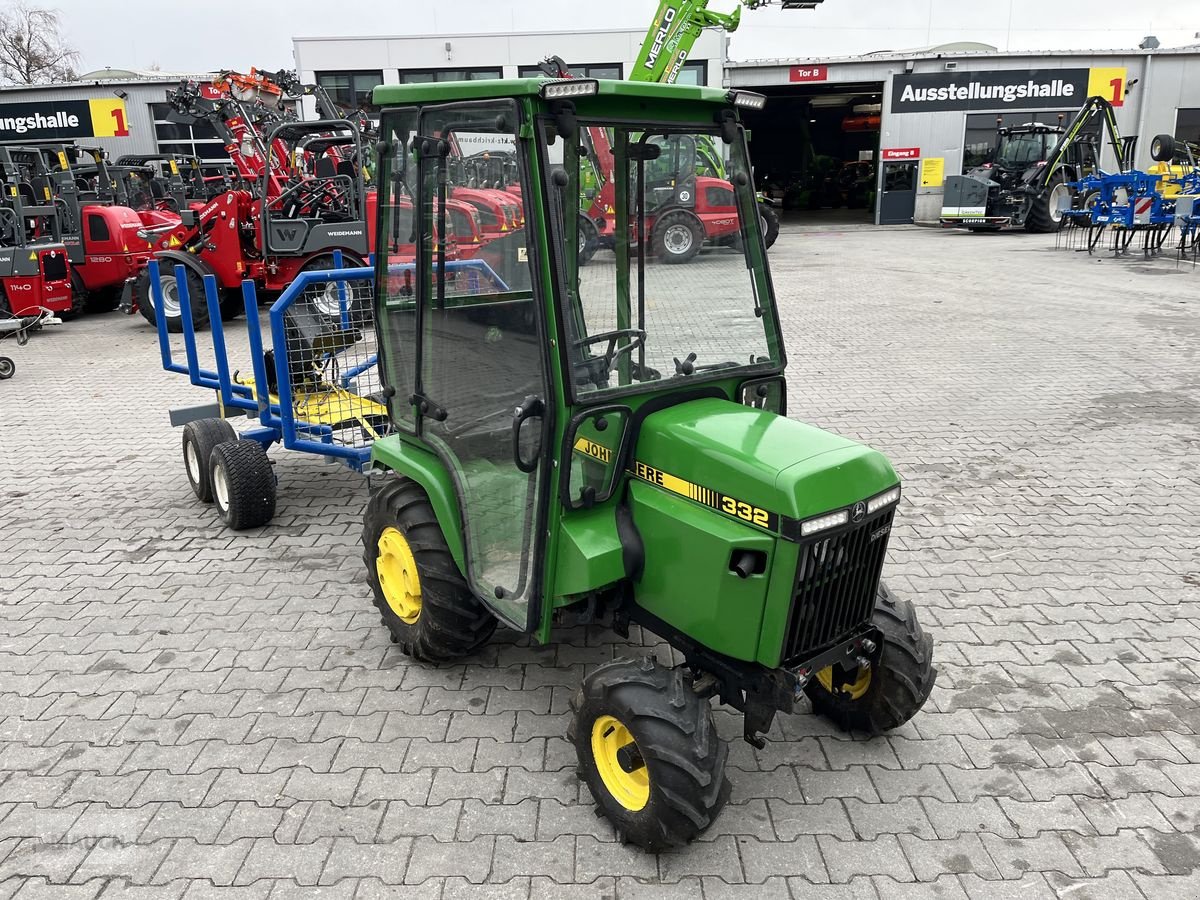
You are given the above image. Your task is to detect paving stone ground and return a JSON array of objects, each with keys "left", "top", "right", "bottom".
[{"left": 1, "top": 225, "right": 1198, "bottom": 898}]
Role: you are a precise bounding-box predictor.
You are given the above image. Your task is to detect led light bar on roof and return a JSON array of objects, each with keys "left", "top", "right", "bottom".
[
  {"left": 540, "top": 79, "right": 599, "bottom": 100},
  {"left": 727, "top": 90, "right": 767, "bottom": 111}
]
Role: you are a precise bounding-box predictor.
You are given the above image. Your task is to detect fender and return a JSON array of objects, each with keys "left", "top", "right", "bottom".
[
  {"left": 153, "top": 249, "right": 216, "bottom": 281},
  {"left": 369, "top": 435, "right": 467, "bottom": 574}
]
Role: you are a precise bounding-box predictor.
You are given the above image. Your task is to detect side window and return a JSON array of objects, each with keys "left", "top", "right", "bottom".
[
  {"left": 87, "top": 212, "right": 110, "bottom": 243},
  {"left": 376, "top": 108, "right": 420, "bottom": 432}
]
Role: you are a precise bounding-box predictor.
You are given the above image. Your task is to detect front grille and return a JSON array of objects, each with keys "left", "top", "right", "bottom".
[{"left": 782, "top": 507, "right": 895, "bottom": 664}]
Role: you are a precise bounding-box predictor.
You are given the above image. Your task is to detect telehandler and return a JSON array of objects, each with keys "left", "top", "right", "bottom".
[{"left": 359, "top": 76, "right": 935, "bottom": 849}]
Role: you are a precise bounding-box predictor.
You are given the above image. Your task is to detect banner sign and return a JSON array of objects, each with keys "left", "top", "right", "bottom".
[
  {"left": 789, "top": 65, "right": 828, "bottom": 83},
  {"left": 0, "top": 98, "right": 130, "bottom": 141},
  {"left": 882, "top": 147, "right": 920, "bottom": 161},
  {"left": 892, "top": 69, "right": 1092, "bottom": 113}
]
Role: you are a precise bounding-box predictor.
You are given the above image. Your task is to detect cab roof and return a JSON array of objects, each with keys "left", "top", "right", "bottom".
[{"left": 373, "top": 77, "right": 733, "bottom": 108}]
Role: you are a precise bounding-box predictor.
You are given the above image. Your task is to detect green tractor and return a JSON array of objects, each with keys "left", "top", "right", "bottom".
[{"left": 362, "top": 76, "right": 936, "bottom": 850}]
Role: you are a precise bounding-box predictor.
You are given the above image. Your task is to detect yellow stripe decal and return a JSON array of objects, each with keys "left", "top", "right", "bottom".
[
  {"left": 629, "top": 460, "right": 778, "bottom": 532},
  {"left": 573, "top": 437, "right": 613, "bottom": 464}
]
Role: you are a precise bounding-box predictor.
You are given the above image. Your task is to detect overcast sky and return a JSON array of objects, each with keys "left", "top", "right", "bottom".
[{"left": 52, "top": 0, "right": 1200, "bottom": 75}]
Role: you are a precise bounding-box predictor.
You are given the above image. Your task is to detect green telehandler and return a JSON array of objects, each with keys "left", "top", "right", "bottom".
[{"left": 361, "top": 76, "right": 935, "bottom": 850}]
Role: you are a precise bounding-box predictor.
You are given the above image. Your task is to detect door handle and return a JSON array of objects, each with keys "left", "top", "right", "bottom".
[{"left": 512, "top": 395, "right": 545, "bottom": 473}]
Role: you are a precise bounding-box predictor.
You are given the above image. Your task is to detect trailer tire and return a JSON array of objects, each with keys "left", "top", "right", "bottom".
[
  {"left": 209, "top": 439, "right": 276, "bottom": 530},
  {"left": 0, "top": 356, "right": 14, "bottom": 380},
  {"left": 805, "top": 582, "right": 936, "bottom": 734},
  {"left": 136, "top": 265, "right": 210, "bottom": 333},
  {"left": 182, "top": 418, "right": 238, "bottom": 502},
  {"left": 758, "top": 202, "right": 780, "bottom": 249},
  {"left": 1071, "top": 189, "right": 1101, "bottom": 228},
  {"left": 570, "top": 657, "right": 730, "bottom": 851},
  {"left": 1151, "top": 134, "right": 1176, "bottom": 163},
  {"left": 362, "top": 475, "right": 497, "bottom": 663},
  {"left": 220, "top": 289, "right": 244, "bottom": 321},
  {"left": 653, "top": 211, "right": 704, "bottom": 264}
]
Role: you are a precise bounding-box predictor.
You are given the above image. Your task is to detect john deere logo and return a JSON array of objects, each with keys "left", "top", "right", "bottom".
[{"left": 851, "top": 501, "right": 867, "bottom": 523}]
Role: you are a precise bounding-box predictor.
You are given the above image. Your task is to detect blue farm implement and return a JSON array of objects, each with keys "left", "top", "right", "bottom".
[{"left": 153, "top": 252, "right": 509, "bottom": 529}]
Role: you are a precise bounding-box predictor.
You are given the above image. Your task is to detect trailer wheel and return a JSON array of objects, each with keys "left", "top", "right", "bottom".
[
  {"left": 1070, "top": 189, "right": 1101, "bottom": 228},
  {"left": 136, "top": 266, "right": 210, "bottom": 333},
  {"left": 209, "top": 440, "right": 276, "bottom": 530},
  {"left": 805, "top": 582, "right": 936, "bottom": 734},
  {"left": 362, "top": 475, "right": 497, "bottom": 662},
  {"left": 219, "top": 289, "right": 244, "bottom": 321},
  {"left": 653, "top": 211, "right": 704, "bottom": 264},
  {"left": 758, "top": 202, "right": 780, "bottom": 249},
  {"left": 0, "top": 356, "right": 14, "bottom": 380},
  {"left": 570, "top": 657, "right": 730, "bottom": 851},
  {"left": 182, "top": 418, "right": 237, "bottom": 502}
]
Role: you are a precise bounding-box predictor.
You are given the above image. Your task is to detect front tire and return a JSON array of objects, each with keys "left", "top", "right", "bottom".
[
  {"left": 758, "top": 202, "right": 780, "bottom": 249},
  {"left": 652, "top": 211, "right": 704, "bottom": 264},
  {"left": 209, "top": 440, "right": 276, "bottom": 530},
  {"left": 362, "top": 476, "right": 497, "bottom": 662},
  {"left": 570, "top": 657, "right": 730, "bottom": 851},
  {"left": 0, "top": 356, "right": 14, "bottom": 380},
  {"left": 136, "top": 265, "right": 210, "bottom": 333},
  {"left": 182, "top": 418, "right": 237, "bottom": 502},
  {"left": 805, "top": 582, "right": 936, "bottom": 734},
  {"left": 1026, "top": 174, "right": 1070, "bottom": 233}
]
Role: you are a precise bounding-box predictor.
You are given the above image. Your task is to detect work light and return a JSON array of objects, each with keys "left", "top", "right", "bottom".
[
  {"left": 726, "top": 91, "right": 767, "bottom": 111},
  {"left": 540, "top": 80, "right": 599, "bottom": 99}
]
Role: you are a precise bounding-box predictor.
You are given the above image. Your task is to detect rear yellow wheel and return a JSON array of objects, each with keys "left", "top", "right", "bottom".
[
  {"left": 591, "top": 715, "right": 650, "bottom": 812},
  {"left": 362, "top": 477, "right": 496, "bottom": 662},
  {"left": 376, "top": 527, "right": 422, "bottom": 625}
]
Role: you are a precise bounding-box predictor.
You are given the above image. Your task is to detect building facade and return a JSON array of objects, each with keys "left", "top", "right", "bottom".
[
  {"left": 727, "top": 47, "right": 1200, "bottom": 224},
  {"left": 292, "top": 27, "right": 727, "bottom": 119}
]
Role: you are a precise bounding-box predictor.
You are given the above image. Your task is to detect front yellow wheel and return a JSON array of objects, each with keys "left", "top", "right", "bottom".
[
  {"left": 591, "top": 714, "right": 650, "bottom": 812},
  {"left": 816, "top": 664, "right": 872, "bottom": 700},
  {"left": 376, "top": 527, "right": 422, "bottom": 625}
]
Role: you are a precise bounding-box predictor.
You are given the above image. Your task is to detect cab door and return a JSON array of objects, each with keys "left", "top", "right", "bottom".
[{"left": 412, "top": 100, "right": 552, "bottom": 631}]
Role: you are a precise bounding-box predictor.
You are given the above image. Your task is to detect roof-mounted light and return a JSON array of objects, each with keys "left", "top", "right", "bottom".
[
  {"left": 727, "top": 90, "right": 767, "bottom": 111},
  {"left": 540, "top": 79, "right": 599, "bottom": 100}
]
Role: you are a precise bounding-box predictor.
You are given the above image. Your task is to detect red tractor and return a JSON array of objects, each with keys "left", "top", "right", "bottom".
[
  {"left": 126, "top": 74, "right": 378, "bottom": 331},
  {"left": 0, "top": 147, "right": 73, "bottom": 318}
]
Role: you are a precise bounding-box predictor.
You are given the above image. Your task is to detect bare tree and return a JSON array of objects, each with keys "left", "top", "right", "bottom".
[{"left": 0, "top": 4, "right": 79, "bottom": 85}]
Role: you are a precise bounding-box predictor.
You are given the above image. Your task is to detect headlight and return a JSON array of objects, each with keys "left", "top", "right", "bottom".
[
  {"left": 867, "top": 485, "right": 901, "bottom": 514},
  {"left": 800, "top": 509, "right": 848, "bottom": 537}
]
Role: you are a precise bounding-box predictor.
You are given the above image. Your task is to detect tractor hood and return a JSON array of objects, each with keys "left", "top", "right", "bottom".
[{"left": 633, "top": 397, "right": 898, "bottom": 527}]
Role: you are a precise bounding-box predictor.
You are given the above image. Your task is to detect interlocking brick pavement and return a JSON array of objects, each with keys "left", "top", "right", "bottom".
[{"left": 1, "top": 225, "right": 1198, "bottom": 898}]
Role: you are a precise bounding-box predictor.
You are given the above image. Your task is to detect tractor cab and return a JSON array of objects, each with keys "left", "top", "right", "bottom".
[{"left": 364, "top": 77, "right": 933, "bottom": 850}]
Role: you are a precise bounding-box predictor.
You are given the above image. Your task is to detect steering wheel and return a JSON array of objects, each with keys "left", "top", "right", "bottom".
[{"left": 573, "top": 328, "right": 646, "bottom": 386}]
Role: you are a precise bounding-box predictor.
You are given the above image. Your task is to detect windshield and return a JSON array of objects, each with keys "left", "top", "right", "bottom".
[
  {"left": 542, "top": 119, "right": 779, "bottom": 400},
  {"left": 995, "top": 132, "right": 1052, "bottom": 168}
]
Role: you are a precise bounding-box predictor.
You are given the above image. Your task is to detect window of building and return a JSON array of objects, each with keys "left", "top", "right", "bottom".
[
  {"left": 674, "top": 60, "right": 707, "bottom": 86},
  {"left": 315, "top": 70, "right": 384, "bottom": 114},
  {"left": 150, "top": 102, "right": 228, "bottom": 166},
  {"left": 518, "top": 63, "right": 623, "bottom": 80},
  {"left": 397, "top": 68, "right": 502, "bottom": 84},
  {"left": 1176, "top": 109, "right": 1200, "bottom": 144}
]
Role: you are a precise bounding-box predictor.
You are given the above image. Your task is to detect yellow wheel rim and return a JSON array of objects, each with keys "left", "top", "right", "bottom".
[
  {"left": 591, "top": 714, "right": 650, "bottom": 812},
  {"left": 376, "top": 527, "right": 422, "bottom": 625},
  {"left": 816, "top": 664, "right": 872, "bottom": 701}
]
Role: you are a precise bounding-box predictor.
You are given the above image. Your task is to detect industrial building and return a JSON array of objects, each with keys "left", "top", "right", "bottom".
[{"left": 4, "top": 35, "right": 1200, "bottom": 225}]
